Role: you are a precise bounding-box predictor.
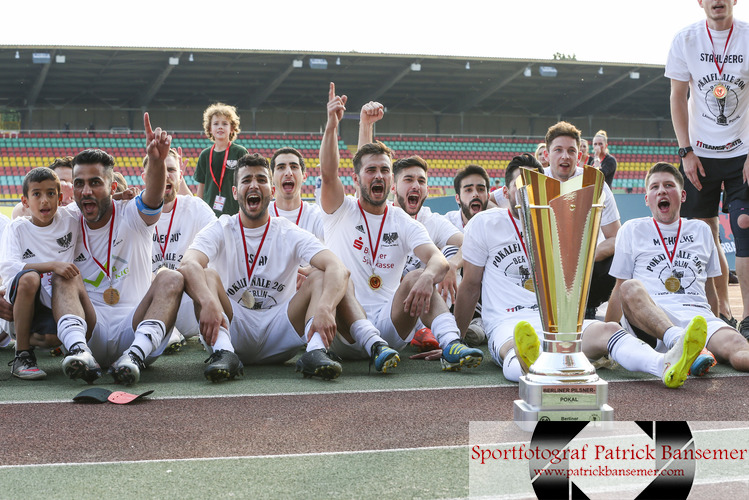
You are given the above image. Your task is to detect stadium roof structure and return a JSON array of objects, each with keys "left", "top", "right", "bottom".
[{"left": 0, "top": 46, "right": 670, "bottom": 123}]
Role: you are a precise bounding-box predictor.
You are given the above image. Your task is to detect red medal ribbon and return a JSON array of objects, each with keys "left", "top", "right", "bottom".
[
  {"left": 357, "top": 200, "right": 388, "bottom": 273},
  {"left": 239, "top": 216, "right": 271, "bottom": 291},
  {"left": 508, "top": 211, "right": 529, "bottom": 261},
  {"left": 208, "top": 143, "right": 232, "bottom": 191},
  {"left": 273, "top": 201, "right": 303, "bottom": 226},
  {"left": 653, "top": 218, "right": 682, "bottom": 267},
  {"left": 706, "top": 21, "right": 734, "bottom": 77},
  {"left": 81, "top": 201, "right": 116, "bottom": 282},
  {"left": 155, "top": 197, "right": 178, "bottom": 260}
]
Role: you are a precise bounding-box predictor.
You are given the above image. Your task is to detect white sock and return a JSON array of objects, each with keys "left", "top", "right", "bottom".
[
  {"left": 305, "top": 318, "right": 326, "bottom": 351},
  {"left": 607, "top": 329, "right": 662, "bottom": 376},
  {"left": 350, "top": 319, "right": 384, "bottom": 354},
  {"left": 663, "top": 326, "right": 681, "bottom": 350},
  {"left": 57, "top": 314, "right": 88, "bottom": 352},
  {"left": 204, "top": 313, "right": 234, "bottom": 353},
  {"left": 130, "top": 320, "right": 166, "bottom": 360},
  {"left": 502, "top": 349, "right": 523, "bottom": 382},
  {"left": 431, "top": 312, "right": 460, "bottom": 349}
]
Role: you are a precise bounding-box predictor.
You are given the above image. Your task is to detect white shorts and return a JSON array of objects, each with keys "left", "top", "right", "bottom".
[
  {"left": 229, "top": 301, "right": 306, "bottom": 365},
  {"left": 621, "top": 302, "right": 722, "bottom": 352},
  {"left": 87, "top": 308, "right": 173, "bottom": 368},
  {"left": 175, "top": 293, "right": 199, "bottom": 338}
]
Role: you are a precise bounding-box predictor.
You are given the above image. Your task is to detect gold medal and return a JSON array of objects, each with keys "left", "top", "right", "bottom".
[
  {"left": 368, "top": 274, "right": 382, "bottom": 290},
  {"left": 665, "top": 276, "right": 681, "bottom": 293},
  {"left": 713, "top": 83, "right": 727, "bottom": 99},
  {"left": 241, "top": 290, "right": 255, "bottom": 309},
  {"left": 103, "top": 287, "right": 120, "bottom": 305},
  {"left": 523, "top": 278, "right": 534, "bottom": 292}
]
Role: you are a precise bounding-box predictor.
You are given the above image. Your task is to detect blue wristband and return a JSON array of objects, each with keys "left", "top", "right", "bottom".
[{"left": 135, "top": 191, "right": 163, "bottom": 216}]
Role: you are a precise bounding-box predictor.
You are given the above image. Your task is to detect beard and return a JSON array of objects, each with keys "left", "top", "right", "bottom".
[{"left": 460, "top": 197, "right": 488, "bottom": 222}]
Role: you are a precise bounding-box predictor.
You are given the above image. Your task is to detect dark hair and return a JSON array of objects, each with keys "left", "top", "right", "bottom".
[
  {"left": 48, "top": 156, "right": 74, "bottom": 171},
  {"left": 270, "top": 147, "right": 305, "bottom": 173},
  {"left": 453, "top": 164, "right": 490, "bottom": 193},
  {"left": 505, "top": 153, "right": 544, "bottom": 186},
  {"left": 352, "top": 141, "right": 393, "bottom": 175},
  {"left": 73, "top": 149, "right": 115, "bottom": 182},
  {"left": 545, "top": 121, "right": 581, "bottom": 150},
  {"left": 392, "top": 155, "right": 428, "bottom": 179},
  {"left": 23, "top": 167, "right": 60, "bottom": 197},
  {"left": 235, "top": 153, "right": 270, "bottom": 184},
  {"left": 645, "top": 162, "right": 684, "bottom": 190}
]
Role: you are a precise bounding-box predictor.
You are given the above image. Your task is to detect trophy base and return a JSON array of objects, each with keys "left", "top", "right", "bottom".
[{"left": 513, "top": 376, "right": 613, "bottom": 432}]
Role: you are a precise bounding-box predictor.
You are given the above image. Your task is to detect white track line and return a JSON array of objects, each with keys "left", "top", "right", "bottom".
[{"left": 2, "top": 372, "right": 746, "bottom": 405}]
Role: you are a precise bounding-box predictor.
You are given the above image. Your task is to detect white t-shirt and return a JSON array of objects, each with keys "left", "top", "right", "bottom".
[
  {"left": 323, "top": 196, "right": 433, "bottom": 311},
  {"left": 462, "top": 207, "right": 538, "bottom": 329},
  {"left": 444, "top": 209, "right": 465, "bottom": 231},
  {"left": 403, "top": 205, "right": 462, "bottom": 274},
  {"left": 269, "top": 200, "right": 325, "bottom": 242},
  {"left": 190, "top": 215, "right": 325, "bottom": 310},
  {"left": 151, "top": 195, "right": 216, "bottom": 274},
  {"left": 0, "top": 206, "right": 79, "bottom": 297},
  {"left": 75, "top": 199, "right": 156, "bottom": 322},
  {"left": 666, "top": 19, "right": 749, "bottom": 158},
  {"left": 609, "top": 217, "right": 720, "bottom": 310}
]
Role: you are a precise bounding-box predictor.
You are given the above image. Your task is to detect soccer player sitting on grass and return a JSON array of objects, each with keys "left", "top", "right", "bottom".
[
  {"left": 0, "top": 167, "right": 80, "bottom": 379},
  {"left": 454, "top": 157, "right": 709, "bottom": 389},
  {"left": 606, "top": 162, "right": 749, "bottom": 375}
]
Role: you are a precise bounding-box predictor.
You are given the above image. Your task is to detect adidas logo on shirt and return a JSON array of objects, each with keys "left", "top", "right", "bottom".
[
  {"left": 74, "top": 253, "right": 86, "bottom": 262},
  {"left": 355, "top": 225, "right": 365, "bottom": 234},
  {"left": 22, "top": 249, "right": 35, "bottom": 259}
]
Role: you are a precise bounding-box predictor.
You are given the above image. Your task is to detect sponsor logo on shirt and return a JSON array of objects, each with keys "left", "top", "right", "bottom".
[
  {"left": 22, "top": 249, "right": 35, "bottom": 259},
  {"left": 382, "top": 232, "right": 398, "bottom": 245},
  {"left": 56, "top": 232, "right": 73, "bottom": 249}
]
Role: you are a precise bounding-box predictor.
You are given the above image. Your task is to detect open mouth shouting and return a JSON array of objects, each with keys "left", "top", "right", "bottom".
[
  {"left": 246, "top": 192, "right": 262, "bottom": 211},
  {"left": 657, "top": 198, "right": 671, "bottom": 214},
  {"left": 469, "top": 198, "right": 484, "bottom": 215},
  {"left": 370, "top": 181, "right": 386, "bottom": 198},
  {"left": 80, "top": 198, "right": 99, "bottom": 218},
  {"left": 281, "top": 178, "right": 296, "bottom": 195},
  {"left": 406, "top": 190, "right": 421, "bottom": 212}
]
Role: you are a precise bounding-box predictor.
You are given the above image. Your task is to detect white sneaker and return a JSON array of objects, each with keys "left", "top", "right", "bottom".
[
  {"left": 464, "top": 317, "right": 486, "bottom": 347},
  {"left": 662, "top": 316, "right": 707, "bottom": 389},
  {"left": 62, "top": 343, "right": 101, "bottom": 383}
]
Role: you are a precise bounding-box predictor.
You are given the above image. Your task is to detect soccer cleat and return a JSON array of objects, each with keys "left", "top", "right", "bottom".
[
  {"left": 62, "top": 343, "right": 102, "bottom": 384},
  {"left": 204, "top": 349, "right": 243, "bottom": 382},
  {"left": 164, "top": 332, "right": 187, "bottom": 355},
  {"left": 514, "top": 321, "right": 540, "bottom": 374},
  {"left": 440, "top": 339, "right": 483, "bottom": 371},
  {"left": 719, "top": 313, "right": 737, "bottom": 329},
  {"left": 9, "top": 350, "right": 46, "bottom": 380},
  {"left": 370, "top": 342, "right": 400, "bottom": 373},
  {"left": 109, "top": 351, "right": 146, "bottom": 386},
  {"left": 739, "top": 317, "right": 749, "bottom": 341},
  {"left": 662, "top": 316, "right": 707, "bottom": 389},
  {"left": 464, "top": 318, "right": 487, "bottom": 347},
  {"left": 410, "top": 327, "right": 440, "bottom": 352},
  {"left": 689, "top": 348, "right": 717, "bottom": 377},
  {"left": 296, "top": 348, "right": 343, "bottom": 380}
]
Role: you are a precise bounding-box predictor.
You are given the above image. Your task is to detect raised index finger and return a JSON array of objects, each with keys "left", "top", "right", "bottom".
[
  {"left": 144, "top": 112, "right": 153, "bottom": 137},
  {"left": 329, "top": 82, "right": 335, "bottom": 101}
]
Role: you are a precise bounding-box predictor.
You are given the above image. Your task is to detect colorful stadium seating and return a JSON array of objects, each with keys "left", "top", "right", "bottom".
[{"left": 0, "top": 132, "right": 679, "bottom": 200}]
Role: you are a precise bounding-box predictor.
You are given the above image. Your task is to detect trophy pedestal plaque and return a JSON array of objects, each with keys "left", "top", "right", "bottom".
[{"left": 512, "top": 166, "right": 614, "bottom": 431}]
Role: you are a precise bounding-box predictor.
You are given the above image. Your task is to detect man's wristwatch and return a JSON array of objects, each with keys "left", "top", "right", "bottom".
[{"left": 678, "top": 146, "right": 694, "bottom": 158}]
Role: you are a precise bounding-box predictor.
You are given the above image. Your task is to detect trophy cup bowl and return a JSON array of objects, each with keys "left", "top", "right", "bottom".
[{"left": 513, "top": 166, "right": 613, "bottom": 428}]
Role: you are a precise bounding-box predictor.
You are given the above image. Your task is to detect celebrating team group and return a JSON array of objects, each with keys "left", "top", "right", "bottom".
[{"left": 3, "top": 1, "right": 749, "bottom": 386}]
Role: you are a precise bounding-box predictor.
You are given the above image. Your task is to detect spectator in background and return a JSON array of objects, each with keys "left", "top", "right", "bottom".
[
  {"left": 534, "top": 142, "right": 548, "bottom": 168},
  {"left": 490, "top": 179, "right": 501, "bottom": 193},
  {"left": 193, "top": 103, "right": 248, "bottom": 217},
  {"left": 591, "top": 130, "right": 617, "bottom": 187},
  {"left": 579, "top": 138, "right": 590, "bottom": 168}
]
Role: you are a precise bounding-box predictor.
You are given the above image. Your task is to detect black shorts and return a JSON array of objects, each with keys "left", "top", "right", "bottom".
[
  {"left": 679, "top": 155, "right": 748, "bottom": 218},
  {"left": 8, "top": 269, "right": 57, "bottom": 335}
]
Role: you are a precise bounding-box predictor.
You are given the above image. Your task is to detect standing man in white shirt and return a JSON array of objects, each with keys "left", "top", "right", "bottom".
[{"left": 666, "top": 0, "right": 749, "bottom": 333}]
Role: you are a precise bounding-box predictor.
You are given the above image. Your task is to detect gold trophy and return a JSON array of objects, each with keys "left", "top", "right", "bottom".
[{"left": 513, "top": 166, "right": 613, "bottom": 429}]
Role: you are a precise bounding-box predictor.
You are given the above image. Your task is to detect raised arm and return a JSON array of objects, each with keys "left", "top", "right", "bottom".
[
  {"left": 358, "top": 101, "right": 384, "bottom": 149},
  {"left": 141, "top": 112, "right": 170, "bottom": 224},
  {"left": 320, "top": 82, "right": 347, "bottom": 214}
]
